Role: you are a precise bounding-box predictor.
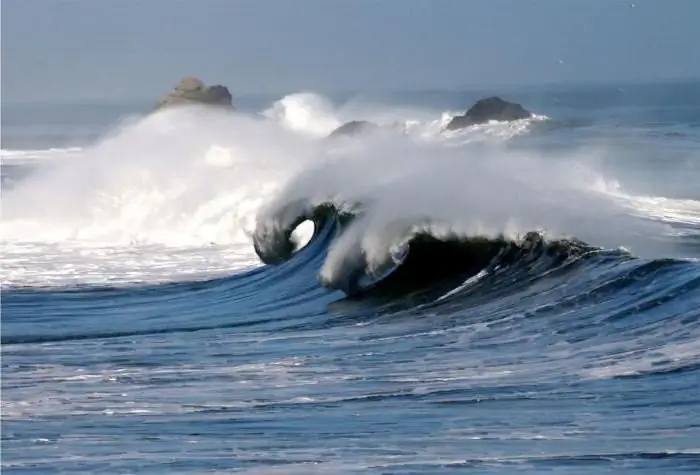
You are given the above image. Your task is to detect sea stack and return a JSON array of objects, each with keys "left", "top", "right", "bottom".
[
  {"left": 446, "top": 96, "right": 532, "bottom": 130},
  {"left": 154, "top": 77, "right": 234, "bottom": 110}
]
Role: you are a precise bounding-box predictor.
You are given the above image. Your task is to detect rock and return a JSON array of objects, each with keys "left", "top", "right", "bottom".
[
  {"left": 155, "top": 77, "right": 234, "bottom": 110},
  {"left": 446, "top": 96, "right": 531, "bottom": 130},
  {"left": 176, "top": 77, "right": 205, "bottom": 92},
  {"left": 328, "top": 120, "right": 380, "bottom": 138}
]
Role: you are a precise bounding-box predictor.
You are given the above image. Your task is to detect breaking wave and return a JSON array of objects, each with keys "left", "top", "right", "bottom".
[
  {"left": 3, "top": 85, "right": 700, "bottom": 475},
  {"left": 1, "top": 92, "right": 698, "bottom": 290}
]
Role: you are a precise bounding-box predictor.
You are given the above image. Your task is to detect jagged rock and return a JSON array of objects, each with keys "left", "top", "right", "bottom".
[
  {"left": 446, "top": 96, "right": 532, "bottom": 130},
  {"left": 155, "top": 77, "right": 234, "bottom": 110}
]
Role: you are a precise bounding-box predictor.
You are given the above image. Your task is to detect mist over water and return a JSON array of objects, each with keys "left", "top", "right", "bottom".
[
  {"left": 1, "top": 105, "right": 320, "bottom": 285},
  {"left": 2, "top": 92, "right": 699, "bottom": 288}
]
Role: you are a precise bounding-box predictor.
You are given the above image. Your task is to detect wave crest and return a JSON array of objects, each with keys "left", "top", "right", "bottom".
[
  {"left": 262, "top": 93, "right": 342, "bottom": 137},
  {"left": 252, "top": 198, "right": 600, "bottom": 297},
  {"left": 252, "top": 116, "right": 685, "bottom": 295}
]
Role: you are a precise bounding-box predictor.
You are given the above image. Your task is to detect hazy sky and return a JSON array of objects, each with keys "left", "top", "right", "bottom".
[{"left": 2, "top": 0, "right": 699, "bottom": 103}]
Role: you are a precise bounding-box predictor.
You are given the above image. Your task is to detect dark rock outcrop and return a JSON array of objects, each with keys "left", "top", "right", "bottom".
[
  {"left": 155, "top": 77, "right": 234, "bottom": 110},
  {"left": 328, "top": 120, "right": 380, "bottom": 138},
  {"left": 446, "top": 96, "right": 531, "bottom": 130}
]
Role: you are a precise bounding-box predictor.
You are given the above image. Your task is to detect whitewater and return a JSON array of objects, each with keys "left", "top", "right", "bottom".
[{"left": 2, "top": 92, "right": 698, "bottom": 288}]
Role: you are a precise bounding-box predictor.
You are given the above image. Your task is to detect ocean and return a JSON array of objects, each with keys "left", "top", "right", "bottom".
[{"left": 2, "top": 80, "right": 700, "bottom": 474}]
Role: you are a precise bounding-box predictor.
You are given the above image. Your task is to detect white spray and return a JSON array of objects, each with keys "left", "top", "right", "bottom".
[{"left": 2, "top": 93, "right": 696, "bottom": 288}]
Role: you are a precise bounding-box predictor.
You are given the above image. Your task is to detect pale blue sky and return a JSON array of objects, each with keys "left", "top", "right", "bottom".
[{"left": 2, "top": 0, "right": 699, "bottom": 103}]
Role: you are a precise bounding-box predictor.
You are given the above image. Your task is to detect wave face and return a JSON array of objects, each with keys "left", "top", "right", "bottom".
[{"left": 3, "top": 82, "right": 700, "bottom": 474}]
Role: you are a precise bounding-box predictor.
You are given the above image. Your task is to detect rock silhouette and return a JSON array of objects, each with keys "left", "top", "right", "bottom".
[{"left": 446, "top": 96, "right": 531, "bottom": 130}]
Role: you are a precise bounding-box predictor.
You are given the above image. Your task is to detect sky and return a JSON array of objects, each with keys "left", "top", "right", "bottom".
[{"left": 2, "top": 0, "right": 699, "bottom": 103}]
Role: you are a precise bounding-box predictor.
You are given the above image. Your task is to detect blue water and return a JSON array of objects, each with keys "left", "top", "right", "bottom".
[{"left": 2, "top": 81, "right": 700, "bottom": 474}]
